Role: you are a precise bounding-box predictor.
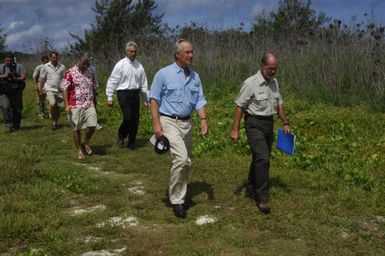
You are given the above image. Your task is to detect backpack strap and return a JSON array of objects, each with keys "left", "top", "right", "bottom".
[{"left": 2, "top": 63, "right": 17, "bottom": 75}]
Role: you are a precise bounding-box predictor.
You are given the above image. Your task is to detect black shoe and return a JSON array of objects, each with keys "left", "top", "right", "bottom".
[
  {"left": 257, "top": 202, "right": 271, "bottom": 214},
  {"left": 51, "top": 124, "right": 58, "bottom": 130},
  {"left": 182, "top": 202, "right": 190, "bottom": 210},
  {"left": 172, "top": 204, "right": 186, "bottom": 218},
  {"left": 117, "top": 138, "right": 125, "bottom": 148},
  {"left": 127, "top": 142, "right": 137, "bottom": 150}
]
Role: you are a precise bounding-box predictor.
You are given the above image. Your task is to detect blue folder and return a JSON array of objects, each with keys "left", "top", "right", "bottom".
[{"left": 275, "top": 128, "right": 296, "bottom": 155}]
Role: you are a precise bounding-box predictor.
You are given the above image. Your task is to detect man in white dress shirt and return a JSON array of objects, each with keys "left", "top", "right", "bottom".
[{"left": 106, "top": 41, "right": 149, "bottom": 149}]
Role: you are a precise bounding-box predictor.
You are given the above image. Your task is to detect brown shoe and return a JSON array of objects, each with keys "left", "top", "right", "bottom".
[{"left": 257, "top": 202, "right": 271, "bottom": 214}]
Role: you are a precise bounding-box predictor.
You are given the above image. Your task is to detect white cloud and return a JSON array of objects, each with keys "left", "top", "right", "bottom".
[
  {"left": 8, "top": 21, "right": 24, "bottom": 30},
  {"left": 158, "top": 0, "right": 237, "bottom": 14},
  {"left": 6, "top": 24, "right": 43, "bottom": 46},
  {"left": 251, "top": 2, "right": 278, "bottom": 17}
]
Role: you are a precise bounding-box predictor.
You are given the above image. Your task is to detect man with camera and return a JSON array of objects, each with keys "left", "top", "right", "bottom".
[{"left": 0, "top": 53, "right": 27, "bottom": 132}]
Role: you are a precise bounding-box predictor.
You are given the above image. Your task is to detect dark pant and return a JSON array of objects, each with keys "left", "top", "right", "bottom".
[
  {"left": 117, "top": 89, "right": 140, "bottom": 144},
  {"left": 0, "top": 91, "right": 23, "bottom": 129},
  {"left": 244, "top": 114, "right": 274, "bottom": 203}
]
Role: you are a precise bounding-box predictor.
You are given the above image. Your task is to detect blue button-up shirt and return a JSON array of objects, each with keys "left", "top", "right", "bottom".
[{"left": 149, "top": 63, "right": 207, "bottom": 117}]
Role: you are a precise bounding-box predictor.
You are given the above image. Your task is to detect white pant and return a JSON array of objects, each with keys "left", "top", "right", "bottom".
[{"left": 160, "top": 116, "right": 193, "bottom": 204}]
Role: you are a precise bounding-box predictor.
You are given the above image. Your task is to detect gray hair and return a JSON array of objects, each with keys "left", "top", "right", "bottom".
[
  {"left": 173, "top": 38, "right": 191, "bottom": 59},
  {"left": 76, "top": 52, "right": 90, "bottom": 62},
  {"left": 126, "top": 41, "right": 138, "bottom": 51}
]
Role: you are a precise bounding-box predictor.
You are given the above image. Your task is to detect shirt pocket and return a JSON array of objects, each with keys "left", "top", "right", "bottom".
[
  {"left": 273, "top": 93, "right": 280, "bottom": 109},
  {"left": 165, "top": 83, "right": 182, "bottom": 102},
  {"left": 254, "top": 93, "right": 269, "bottom": 111},
  {"left": 189, "top": 85, "right": 199, "bottom": 104}
]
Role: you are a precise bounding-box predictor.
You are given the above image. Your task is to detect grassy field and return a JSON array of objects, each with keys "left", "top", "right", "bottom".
[{"left": 0, "top": 77, "right": 385, "bottom": 255}]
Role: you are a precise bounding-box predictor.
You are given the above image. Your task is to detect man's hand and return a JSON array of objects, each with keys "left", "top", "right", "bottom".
[
  {"left": 284, "top": 124, "right": 291, "bottom": 134},
  {"left": 65, "top": 105, "right": 71, "bottom": 114},
  {"left": 200, "top": 119, "right": 208, "bottom": 136},
  {"left": 153, "top": 123, "right": 163, "bottom": 139},
  {"left": 107, "top": 100, "right": 113, "bottom": 107},
  {"left": 230, "top": 129, "right": 240, "bottom": 143}
]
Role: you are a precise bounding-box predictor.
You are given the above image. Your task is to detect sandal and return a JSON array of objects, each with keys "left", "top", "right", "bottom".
[
  {"left": 81, "top": 143, "right": 93, "bottom": 155},
  {"left": 78, "top": 151, "right": 86, "bottom": 160}
]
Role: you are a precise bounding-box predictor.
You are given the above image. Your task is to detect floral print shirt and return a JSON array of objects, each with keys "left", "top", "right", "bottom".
[{"left": 60, "top": 65, "right": 98, "bottom": 108}]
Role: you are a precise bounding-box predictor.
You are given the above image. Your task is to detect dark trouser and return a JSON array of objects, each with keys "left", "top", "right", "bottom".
[
  {"left": 0, "top": 91, "right": 23, "bottom": 129},
  {"left": 244, "top": 113, "right": 274, "bottom": 203},
  {"left": 117, "top": 89, "right": 140, "bottom": 144}
]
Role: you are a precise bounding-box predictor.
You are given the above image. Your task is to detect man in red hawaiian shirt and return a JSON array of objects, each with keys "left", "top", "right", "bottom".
[{"left": 61, "top": 54, "right": 99, "bottom": 160}]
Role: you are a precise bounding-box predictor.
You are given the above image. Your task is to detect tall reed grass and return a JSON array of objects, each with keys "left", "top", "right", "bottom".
[{"left": 14, "top": 22, "right": 385, "bottom": 108}]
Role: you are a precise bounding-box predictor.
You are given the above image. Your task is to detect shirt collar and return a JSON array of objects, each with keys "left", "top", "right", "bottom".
[
  {"left": 126, "top": 57, "right": 136, "bottom": 64},
  {"left": 172, "top": 62, "right": 182, "bottom": 73},
  {"left": 74, "top": 65, "right": 90, "bottom": 74},
  {"left": 48, "top": 61, "right": 60, "bottom": 68},
  {"left": 172, "top": 62, "right": 191, "bottom": 74},
  {"left": 256, "top": 69, "right": 272, "bottom": 86}
]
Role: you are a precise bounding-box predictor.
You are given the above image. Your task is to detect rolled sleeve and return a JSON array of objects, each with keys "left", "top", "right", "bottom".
[
  {"left": 149, "top": 71, "right": 163, "bottom": 104},
  {"left": 195, "top": 86, "right": 207, "bottom": 111}
]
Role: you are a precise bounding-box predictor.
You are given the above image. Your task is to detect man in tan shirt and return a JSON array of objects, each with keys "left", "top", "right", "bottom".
[
  {"left": 40, "top": 51, "right": 66, "bottom": 130},
  {"left": 230, "top": 52, "right": 290, "bottom": 214}
]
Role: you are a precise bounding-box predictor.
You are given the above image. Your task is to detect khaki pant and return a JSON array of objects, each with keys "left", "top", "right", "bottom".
[
  {"left": 36, "top": 89, "right": 45, "bottom": 116},
  {"left": 160, "top": 116, "right": 193, "bottom": 205},
  {"left": 46, "top": 91, "right": 63, "bottom": 106}
]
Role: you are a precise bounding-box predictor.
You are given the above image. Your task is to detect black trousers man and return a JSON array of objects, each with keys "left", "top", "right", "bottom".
[{"left": 117, "top": 89, "right": 140, "bottom": 149}]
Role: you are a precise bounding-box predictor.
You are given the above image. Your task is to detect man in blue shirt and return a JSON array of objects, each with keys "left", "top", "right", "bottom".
[{"left": 149, "top": 39, "right": 208, "bottom": 218}]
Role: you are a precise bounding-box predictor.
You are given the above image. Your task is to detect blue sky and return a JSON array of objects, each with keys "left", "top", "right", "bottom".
[{"left": 0, "top": 0, "right": 384, "bottom": 53}]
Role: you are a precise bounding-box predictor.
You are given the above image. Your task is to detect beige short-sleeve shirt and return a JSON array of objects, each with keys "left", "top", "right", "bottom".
[
  {"left": 235, "top": 70, "right": 283, "bottom": 116},
  {"left": 40, "top": 61, "right": 66, "bottom": 92}
]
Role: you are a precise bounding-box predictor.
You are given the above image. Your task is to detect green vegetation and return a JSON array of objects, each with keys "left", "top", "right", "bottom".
[
  {"left": 0, "top": 73, "right": 384, "bottom": 254},
  {"left": 70, "top": 0, "right": 163, "bottom": 60}
]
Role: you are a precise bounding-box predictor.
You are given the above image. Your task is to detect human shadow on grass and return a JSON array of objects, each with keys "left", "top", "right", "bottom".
[
  {"left": 19, "top": 125, "right": 44, "bottom": 130},
  {"left": 162, "top": 181, "right": 215, "bottom": 209},
  {"left": 270, "top": 176, "right": 292, "bottom": 193},
  {"left": 91, "top": 144, "right": 111, "bottom": 155},
  {"left": 135, "top": 137, "right": 151, "bottom": 149},
  {"left": 234, "top": 176, "right": 291, "bottom": 196}
]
